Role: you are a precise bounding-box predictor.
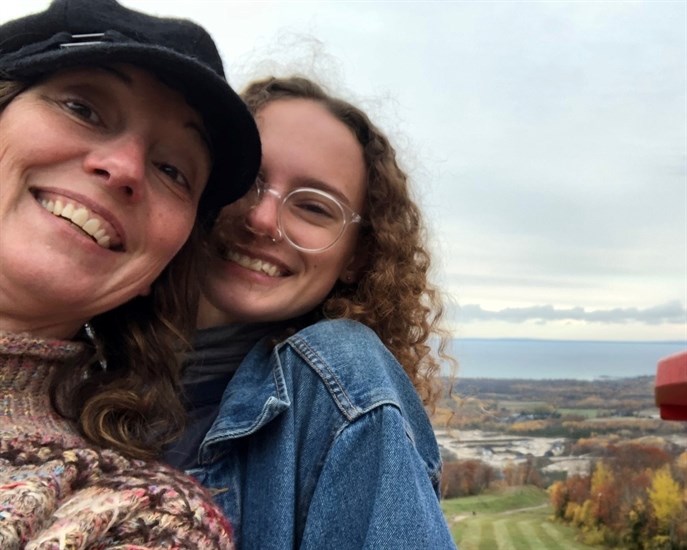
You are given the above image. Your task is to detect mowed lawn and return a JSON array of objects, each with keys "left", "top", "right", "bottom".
[{"left": 441, "top": 487, "right": 604, "bottom": 550}]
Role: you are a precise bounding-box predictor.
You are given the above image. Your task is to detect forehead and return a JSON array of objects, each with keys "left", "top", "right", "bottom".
[
  {"left": 40, "top": 65, "right": 208, "bottom": 141},
  {"left": 39, "top": 65, "right": 185, "bottom": 101},
  {"left": 256, "top": 98, "right": 366, "bottom": 206},
  {"left": 257, "top": 98, "right": 353, "bottom": 143}
]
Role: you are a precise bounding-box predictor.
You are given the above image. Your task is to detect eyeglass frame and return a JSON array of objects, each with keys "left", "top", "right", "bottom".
[{"left": 248, "top": 179, "right": 363, "bottom": 253}]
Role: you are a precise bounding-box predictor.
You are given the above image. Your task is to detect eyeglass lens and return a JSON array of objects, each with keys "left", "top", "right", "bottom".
[{"left": 280, "top": 190, "right": 346, "bottom": 251}]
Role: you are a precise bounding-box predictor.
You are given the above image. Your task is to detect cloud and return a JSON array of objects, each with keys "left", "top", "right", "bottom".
[
  {"left": 455, "top": 300, "right": 686, "bottom": 325},
  {"left": 6, "top": 1, "right": 683, "bottom": 341}
]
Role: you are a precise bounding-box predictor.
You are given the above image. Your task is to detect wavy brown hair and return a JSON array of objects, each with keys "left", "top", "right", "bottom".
[
  {"left": 240, "top": 76, "right": 454, "bottom": 407},
  {"left": 1, "top": 79, "right": 199, "bottom": 459},
  {"left": 60, "top": 229, "right": 200, "bottom": 460}
]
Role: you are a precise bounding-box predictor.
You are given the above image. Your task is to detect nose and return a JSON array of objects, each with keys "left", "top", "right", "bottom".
[
  {"left": 83, "top": 135, "right": 147, "bottom": 201},
  {"left": 244, "top": 189, "right": 283, "bottom": 242}
]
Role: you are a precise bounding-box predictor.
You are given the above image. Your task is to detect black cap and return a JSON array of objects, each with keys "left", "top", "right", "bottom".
[{"left": 0, "top": 0, "right": 260, "bottom": 224}]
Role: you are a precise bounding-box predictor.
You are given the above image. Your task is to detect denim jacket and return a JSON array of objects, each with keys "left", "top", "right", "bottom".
[{"left": 186, "top": 319, "right": 456, "bottom": 549}]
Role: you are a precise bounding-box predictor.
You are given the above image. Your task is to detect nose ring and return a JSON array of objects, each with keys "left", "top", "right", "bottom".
[{"left": 269, "top": 227, "right": 283, "bottom": 244}]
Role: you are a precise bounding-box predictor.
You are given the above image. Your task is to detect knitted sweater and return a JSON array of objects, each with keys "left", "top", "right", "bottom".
[{"left": 0, "top": 331, "right": 234, "bottom": 549}]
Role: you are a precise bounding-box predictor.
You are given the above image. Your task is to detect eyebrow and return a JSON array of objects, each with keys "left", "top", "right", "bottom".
[
  {"left": 99, "top": 65, "right": 134, "bottom": 84},
  {"left": 186, "top": 121, "right": 212, "bottom": 155},
  {"left": 292, "top": 176, "right": 358, "bottom": 207}
]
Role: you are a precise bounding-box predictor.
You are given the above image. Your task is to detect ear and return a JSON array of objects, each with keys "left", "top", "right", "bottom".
[{"left": 339, "top": 249, "right": 368, "bottom": 285}]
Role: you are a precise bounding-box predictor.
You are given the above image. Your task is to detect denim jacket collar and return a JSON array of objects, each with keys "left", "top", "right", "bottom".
[
  {"left": 197, "top": 321, "right": 440, "bottom": 477},
  {"left": 198, "top": 339, "right": 290, "bottom": 464}
]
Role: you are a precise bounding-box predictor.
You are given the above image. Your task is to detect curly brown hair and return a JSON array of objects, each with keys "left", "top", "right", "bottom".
[
  {"left": 1, "top": 79, "right": 199, "bottom": 459},
  {"left": 240, "top": 76, "right": 454, "bottom": 407}
]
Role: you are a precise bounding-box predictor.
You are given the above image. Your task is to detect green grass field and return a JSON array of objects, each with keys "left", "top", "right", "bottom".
[{"left": 442, "top": 487, "right": 604, "bottom": 549}]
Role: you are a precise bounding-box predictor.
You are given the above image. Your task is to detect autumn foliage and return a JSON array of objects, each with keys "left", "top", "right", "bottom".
[
  {"left": 441, "top": 459, "right": 497, "bottom": 498},
  {"left": 549, "top": 445, "right": 687, "bottom": 548},
  {"left": 441, "top": 456, "right": 546, "bottom": 498}
]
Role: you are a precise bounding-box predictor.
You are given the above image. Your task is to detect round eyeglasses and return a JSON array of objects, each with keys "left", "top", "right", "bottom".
[{"left": 245, "top": 180, "right": 363, "bottom": 253}]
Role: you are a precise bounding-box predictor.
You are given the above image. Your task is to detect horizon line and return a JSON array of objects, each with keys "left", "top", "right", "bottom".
[{"left": 450, "top": 337, "right": 687, "bottom": 345}]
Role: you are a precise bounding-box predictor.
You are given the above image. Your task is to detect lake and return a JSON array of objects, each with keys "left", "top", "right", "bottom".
[{"left": 448, "top": 339, "right": 686, "bottom": 380}]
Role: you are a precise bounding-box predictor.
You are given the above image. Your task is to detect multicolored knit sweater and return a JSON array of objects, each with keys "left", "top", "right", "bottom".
[{"left": 0, "top": 331, "right": 235, "bottom": 549}]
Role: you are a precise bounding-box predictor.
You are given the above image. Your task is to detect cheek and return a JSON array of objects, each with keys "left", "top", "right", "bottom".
[
  {"left": 3, "top": 107, "right": 83, "bottom": 169},
  {"left": 147, "top": 207, "right": 196, "bottom": 259},
  {"left": 214, "top": 207, "right": 246, "bottom": 241},
  {"left": 0, "top": 140, "right": 27, "bottom": 181},
  {"left": 221, "top": 197, "right": 252, "bottom": 220},
  {"left": 305, "top": 257, "right": 341, "bottom": 291}
]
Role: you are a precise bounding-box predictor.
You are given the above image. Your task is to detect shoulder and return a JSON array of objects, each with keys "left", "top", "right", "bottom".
[
  {"left": 285, "top": 318, "right": 395, "bottom": 372},
  {"left": 277, "top": 319, "right": 430, "bottom": 432},
  {"left": 280, "top": 320, "right": 444, "bottom": 493}
]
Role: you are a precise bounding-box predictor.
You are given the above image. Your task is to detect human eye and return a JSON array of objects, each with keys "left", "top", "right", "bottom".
[
  {"left": 290, "top": 191, "right": 340, "bottom": 223},
  {"left": 61, "top": 98, "right": 102, "bottom": 125},
  {"left": 155, "top": 162, "right": 191, "bottom": 191}
]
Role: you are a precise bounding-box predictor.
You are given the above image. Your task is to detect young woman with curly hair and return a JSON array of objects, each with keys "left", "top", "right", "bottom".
[{"left": 165, "top": 75, "right": 455, "bottom": 549}]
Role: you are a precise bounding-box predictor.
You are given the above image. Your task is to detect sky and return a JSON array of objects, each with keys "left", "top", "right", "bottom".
[{"left": 3, "top": 1, "right": 686, "bottom": 342}]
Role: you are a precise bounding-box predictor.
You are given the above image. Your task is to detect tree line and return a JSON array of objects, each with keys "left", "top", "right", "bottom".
[{"left": 549, "top": 442, "right": 686, "bottom": 548}]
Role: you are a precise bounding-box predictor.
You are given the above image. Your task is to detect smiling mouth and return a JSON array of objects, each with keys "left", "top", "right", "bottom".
[
  {"left": 223, "top": 249, "right": 286, "bottom": 277},
  {"left": 36, "top": 195, "right": 123, "bottom": 251}
]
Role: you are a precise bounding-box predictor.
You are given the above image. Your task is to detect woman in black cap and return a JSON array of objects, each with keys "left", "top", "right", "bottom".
[{"left": 0, "top": 1, "right": 259, "bottom": 547}]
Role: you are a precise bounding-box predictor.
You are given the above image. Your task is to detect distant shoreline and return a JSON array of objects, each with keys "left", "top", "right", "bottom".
[
  {"left": 445, "top": 339, "right": 685, "bottom": 380},
  {"left": 451, "top": 374, "right": 655, "bottom": 383},
  {"left": 455, "top": 337, "right": 686, "bottom": 345}
]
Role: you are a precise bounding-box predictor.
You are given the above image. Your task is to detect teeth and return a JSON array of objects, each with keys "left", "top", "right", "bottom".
[
  {"left": 61, "top": 203, "right": 74, "bottom": 219},
  {"left": 70, "top": 207, "right": 89, "bottom": 226},
  {"left": 38, "top": 198, "right": 113, "bottom": 250},
  {"left": 82, "top": 218, "right": 101, "bottom": 236},
  {"left": 228, "top": 250, "right": 282, "bottom": 277}
]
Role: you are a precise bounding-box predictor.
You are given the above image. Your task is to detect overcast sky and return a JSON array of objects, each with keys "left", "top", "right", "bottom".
[{"left": 4, "top": 1, "right": 686, "bottom": 341}]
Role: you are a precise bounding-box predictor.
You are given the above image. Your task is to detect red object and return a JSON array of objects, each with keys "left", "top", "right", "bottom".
[{"left": 655, "top": 351, "right": 687, "bottom": 420}]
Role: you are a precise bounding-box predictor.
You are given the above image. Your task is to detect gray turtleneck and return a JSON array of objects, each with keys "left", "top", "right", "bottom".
[{"left": 164, "top": 323, "right": 278, "bottom": 469}]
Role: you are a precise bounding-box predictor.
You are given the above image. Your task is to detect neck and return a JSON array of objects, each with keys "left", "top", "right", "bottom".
[
  {"left": 0, "top": 312, "right": 84, "bottom": 340},
  {"left": 0, "top": 284, "right": 87, "bottom": 339},
  {"left": 196, "top": 294, "right": 237, "bottom": 329}
]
